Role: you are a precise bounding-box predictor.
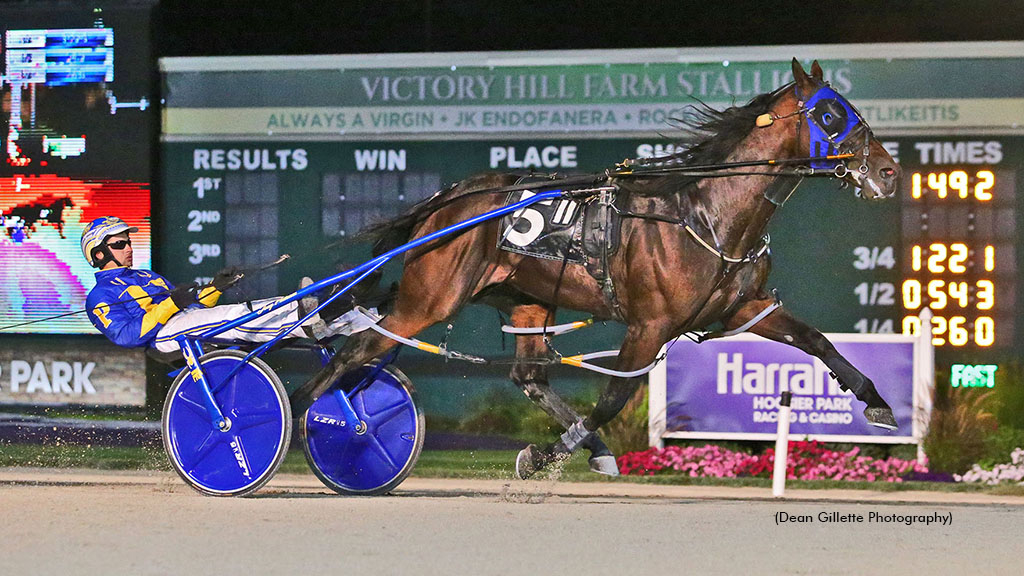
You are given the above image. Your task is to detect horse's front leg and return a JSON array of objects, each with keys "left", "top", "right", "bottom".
[
  {"left": 516, "top": 321, "right": 669, "bottom": 479},
  {"left": 723, "top": 295, "right": 898, "bottom": 430},
  {"left": 507, "top": 304, "right": 618, "bottom": 477}
]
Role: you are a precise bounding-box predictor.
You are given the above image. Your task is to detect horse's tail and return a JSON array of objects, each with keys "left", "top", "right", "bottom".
[
  {"left": 346, "top": 182, "right": 463, "bottom": 312},
  {"left": 355, "top": 179, "right": 477, "bottom": 258},
  {"left": 356, "top": 192, "right": 445, "bottom": 258},
  {"left": 350, "top": 175, "right": 514, "bottom": 311},
  {"left": 358, "top": 173, "right": 521, "bottom": 253},
  {"left": 331, "top": 218, "right": 404, "bottom": 313}
]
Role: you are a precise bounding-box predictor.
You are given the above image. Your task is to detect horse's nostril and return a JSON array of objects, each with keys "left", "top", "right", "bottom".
[{"left": 880, "top": 167, "right": 896, "bottom": 179}]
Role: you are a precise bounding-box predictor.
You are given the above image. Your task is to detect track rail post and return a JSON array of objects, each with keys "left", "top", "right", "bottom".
[{"left": 772, "top": 391, "right": 793, "bottom": 498}]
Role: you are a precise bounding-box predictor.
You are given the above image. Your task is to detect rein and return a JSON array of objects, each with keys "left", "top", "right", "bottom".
[
  {"left": 342, "top": 150, "right": 858, "bottom": 254},
  {"left": 406, "top": 150, "right": 859, "bottom": 221},
  {"left": 612, "top": 152, "right": 854, "bottom": 179}
]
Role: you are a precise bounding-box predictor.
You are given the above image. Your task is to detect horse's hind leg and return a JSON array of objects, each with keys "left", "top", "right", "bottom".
[
  {"left": 517, "top": 321, "right": 670, "bottom": 479},
  {"left": 506, "top": 304, "right": 618, "bottom": 477},
  {"left": 723, "top": 295, "right": 898, "bottom": 429}
]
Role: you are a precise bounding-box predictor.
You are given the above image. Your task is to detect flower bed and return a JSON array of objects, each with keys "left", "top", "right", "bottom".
[
  {"left": 955, "top": 448, "right": 1024, "bottom": 485},
  {"left": 617, "top": 441, "right": 928, "bottom": 482}
]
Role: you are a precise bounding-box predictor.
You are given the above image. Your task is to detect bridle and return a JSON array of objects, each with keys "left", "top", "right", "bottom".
[
  {"left": 723, "top": 80, "right": 874, "bottom": 180},
  {"left": 615, "top": 80, "right": 883, "bottom": 203},
  {"left": 797, "top": 81, "right": 874, "bottom": 179},
  {"left": 608, "top": 80, "right": 883, "bottom": 264},
  {"left": 597, "top": 80, "right": 882, "bottom": 340}
]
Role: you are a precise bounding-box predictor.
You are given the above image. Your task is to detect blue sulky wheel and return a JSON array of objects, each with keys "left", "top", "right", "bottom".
[
  {"left": 162, "top": 350, "right": 291, "bottom": 497},
  {"left": 301, "top": 364, "right": 424, "bottom": 496}
]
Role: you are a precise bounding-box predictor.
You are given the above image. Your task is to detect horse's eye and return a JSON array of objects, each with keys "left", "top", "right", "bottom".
[{"left": 823, "top": 112, "right": 834, "bottom": 125}]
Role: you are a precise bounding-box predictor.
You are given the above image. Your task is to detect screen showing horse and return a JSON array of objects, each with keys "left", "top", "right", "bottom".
[{"left": 0, "top": 3, "right": 155, "bottom": 334}]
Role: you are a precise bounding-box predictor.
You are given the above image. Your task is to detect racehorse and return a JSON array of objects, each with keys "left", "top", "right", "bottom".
[
  {"left": 4, "top": 196, "right": 75, "bottom": 239},
  {"left": 292, "top": 59, "right": 902, "bottom": 478}
]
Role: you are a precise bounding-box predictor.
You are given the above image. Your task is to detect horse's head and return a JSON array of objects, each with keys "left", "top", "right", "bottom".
[{"left": 791, "top": 59, "right": 900, "bottom": 200}]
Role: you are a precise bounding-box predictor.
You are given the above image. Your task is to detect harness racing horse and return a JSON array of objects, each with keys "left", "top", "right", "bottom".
[
  {"left": 4, "top": 196, "right": 75, "bottom": 239},
  {"left": 292, "top": 59, "right": 902, "bottom": 479}
]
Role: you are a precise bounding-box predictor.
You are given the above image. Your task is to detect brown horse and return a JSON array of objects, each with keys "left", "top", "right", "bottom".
[{"left": 292, "top": 59, "right": 901, "bottom": 478}]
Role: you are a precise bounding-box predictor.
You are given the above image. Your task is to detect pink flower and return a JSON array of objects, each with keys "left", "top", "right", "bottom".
[{"left": 618, "top": 441, "right": 927, "bottom": 482}]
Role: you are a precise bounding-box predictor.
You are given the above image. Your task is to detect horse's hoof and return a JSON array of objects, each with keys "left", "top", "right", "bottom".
[
  {"left": 865, "top": 407, "right": 898, "bottom": 430},
  {"left": 516, "top": 444, "right": 573, "bottom": 479},
  {"left": 516, "top": 445, "right": 542, "bottom": 480},
  {"left": 588, "top": 455, "right": 620, "bottom": 477}
]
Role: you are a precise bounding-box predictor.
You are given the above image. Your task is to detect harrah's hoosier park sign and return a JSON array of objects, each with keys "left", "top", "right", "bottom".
[{"left": 648, "top": 333, "right": 933, "bottom": 446}]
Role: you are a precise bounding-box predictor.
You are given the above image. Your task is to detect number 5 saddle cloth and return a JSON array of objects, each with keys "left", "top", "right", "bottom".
[{"left": 497, "top": 185, "right": 621, "bottom": 267}]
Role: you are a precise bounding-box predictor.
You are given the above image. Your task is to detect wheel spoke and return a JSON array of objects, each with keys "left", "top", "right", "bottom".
[
  {"left": 223, "top": 373, "right": 239, "bottom": 410},
  {"left": 351, "top": 390, "right": 367, "bottom": 419},
  {"left": 365, "top": 400, "right": 409, "bottom": 428},
  {"left": 209, "top": 373, "right": 232, "bottom": 395},
  {"left": 366, "top": 434, "right": 399, "bottom": 470},
  {"left": 177, "top": 393, "right": 214, "bottom": 422},
  {"left": 232, "top": 408, "right": 282, "bottom": 431},
  {"left": 323, "top": 436, "right": 354, "bottom": 471},
  {"left": 210, "top": 360, "right": 243, "bottom": 395},
  {"left": 180, "top": 430, "right": 220, "bottom": 472}
]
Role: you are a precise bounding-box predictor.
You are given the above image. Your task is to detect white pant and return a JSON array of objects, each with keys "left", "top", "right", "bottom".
[{"left": 152, "top": 297, "right": 375, "bottom": 353}]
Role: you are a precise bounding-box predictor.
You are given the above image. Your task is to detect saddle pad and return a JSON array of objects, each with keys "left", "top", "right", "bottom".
[{"left": 497, "top": 190, "right": 586, "bottom": 263}]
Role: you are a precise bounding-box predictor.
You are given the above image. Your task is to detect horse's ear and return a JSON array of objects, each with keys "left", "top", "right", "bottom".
[
  {"left": 810, "top": 60, "right": 824, "bottom": 80},
  {"left": 791, "top": 58, "right": 816, "bottom": 95}
]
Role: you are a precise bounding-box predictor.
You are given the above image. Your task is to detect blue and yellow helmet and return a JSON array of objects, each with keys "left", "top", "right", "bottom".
[{"left": 81, "top": 216, "right": 138, "bottom": 267}]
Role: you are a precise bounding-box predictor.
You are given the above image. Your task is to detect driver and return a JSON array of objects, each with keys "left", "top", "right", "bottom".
[{"left": 82, "top": 216, "right": 369, "bottom": 354}]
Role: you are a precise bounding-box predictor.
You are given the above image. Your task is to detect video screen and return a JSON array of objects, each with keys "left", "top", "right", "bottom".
[{"left": 0, "top": 3, "right": 155, "bottom": 334}]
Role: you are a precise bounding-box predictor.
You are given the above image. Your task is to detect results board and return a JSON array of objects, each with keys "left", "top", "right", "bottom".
[{"left": 160, "top": 45, "right": 1024, "bottom": 394}]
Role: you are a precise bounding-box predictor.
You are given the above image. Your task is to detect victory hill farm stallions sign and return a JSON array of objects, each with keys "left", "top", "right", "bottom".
[
  {"left": 648, "top": 333, "right": 934, "bottom": 446},
  {"left": 161, "top": 46, "right": 1024, "bottom": 138}
]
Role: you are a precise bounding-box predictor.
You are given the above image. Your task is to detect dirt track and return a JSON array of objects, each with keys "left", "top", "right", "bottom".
[{"left": 3, "top": 469, "right": 1023, "bottom": 575}]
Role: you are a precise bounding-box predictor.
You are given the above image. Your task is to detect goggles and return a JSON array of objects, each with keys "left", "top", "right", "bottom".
[{"left": 105, "top": 238, "right": 132, "bottom": 250}]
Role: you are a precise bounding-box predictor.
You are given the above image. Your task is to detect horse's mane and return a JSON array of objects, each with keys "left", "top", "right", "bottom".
[{"left": 617, "top": 82, "right": 793, "bottom": 197}]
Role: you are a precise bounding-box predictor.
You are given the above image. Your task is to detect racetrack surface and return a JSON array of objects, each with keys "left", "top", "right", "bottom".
[{"left": 3, "top": 469, "right": 1023, "bottom": 575}]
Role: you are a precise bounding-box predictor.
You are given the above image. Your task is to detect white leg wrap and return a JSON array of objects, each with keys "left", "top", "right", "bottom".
[{"left": 559, "top": 420, "right": 590, "bottom": 453}]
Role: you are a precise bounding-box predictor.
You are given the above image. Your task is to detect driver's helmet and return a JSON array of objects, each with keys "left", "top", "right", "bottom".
[{"left": 81, "top": 216, "right": 138, "bottom": 267}]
